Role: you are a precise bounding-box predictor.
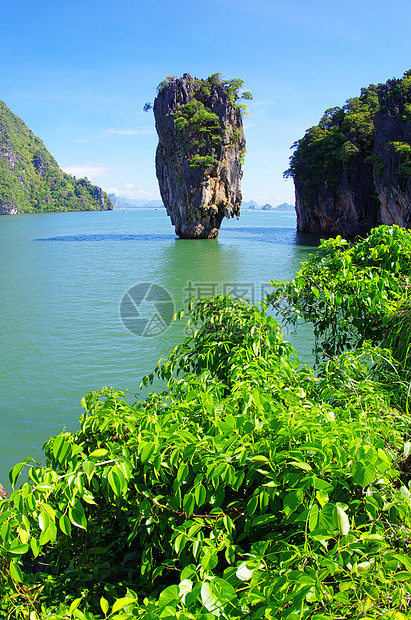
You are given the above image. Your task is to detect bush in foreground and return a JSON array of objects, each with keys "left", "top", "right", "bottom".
[{"left": 1, "top": 294, "right": 411, "bottom": 619}]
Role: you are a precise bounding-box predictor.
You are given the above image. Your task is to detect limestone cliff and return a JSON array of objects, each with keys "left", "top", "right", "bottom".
[
  {"left": 153, "top": 74, "right": 247, "bottom": 238},
  {"left": 373, "top": 78, "right": 411, "bottom": 227},
  {"left": 288, "top": 71, "right": 411, "bottom": 236},
  {"left": 293, "top": 151, "right": 379, "bottom": 237},
  {"left": 0, "top": 100, "right": 113, "bottom": 214}
]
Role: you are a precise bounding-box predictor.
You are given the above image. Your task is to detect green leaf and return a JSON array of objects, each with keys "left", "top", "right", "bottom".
[
  {"left": 69, "top": 598, "right": 82, "bottom": 615},
  {"left": 9, "top": 542, "right": 30, "bottom": 555},
  {"left": 289, "top": 460, "right": 312, "bottom": 472},
  {"left": 336, "top": 505, "right": 350, "bottom": 536},
  {"left": 236, "top": 562, "right": 255, "bottom": 582},
  {"left": 309, "top": 503, "right": 319, "bottom": 532},
  {"left": 9, "top": 561, "right": 24, "bottom": 582},
  {"left": 53, "top": 435, "right": 71, "bottom": 464},
  {"left": 194, "top": 483, "right": 207, "bottom": 507},
  {"left": 100, "top": 596, "right": 109, "bottom": 616},
  {"left": 183, "top": 493, "right": 195, "bottom": 517},
  {"left": 158, "top": 585, "right": 179, "bottom": 609},
  {"left": 140, "top": 441, "right": 156, "bottom": 464},
  {"left": 108, "top": 469, "right": 122, "bottom": 496},
  {"left": 89, "top": 448, "right": 108, "bottom": 458},
  {"left": 69, "top": 505, "right": 87, "bottom": 530},
  {"left": 9, "top": 458, "right": 34, "bottom": 488},
  {"left": 112, "top": 597, "right": 136, "bottom": 614},
  {"left": 174, "top": 533, "right": 186, "bottom": 554},
  {"left": 59, "top": 514, "right": 72, "bottom": 537},
  {"left": 319, "top": 503, "right": 337, "bottom": 532},
  {"left": 38, "top": 510, "right": 50, "bottom": 532},
  {"left": 200, "top": 578, "right": 237, "bottom": 616},
  {"left": 246, "top": 495, "right": 259, "bottom": 515},
  {"left": 201, "top": 550, "right": 218, "bottom": 570},
  {"left": 82, "top": 460, "right": 96, "bottom": 482},
  {"left": 30, "top": 537, "right": 40, "bottom": 558},
  {"left": 283, "top": 489, "right": 304, "bottom": 517},
  {"left": 352, "top": 461, "right": 376, "bottom": 487}
]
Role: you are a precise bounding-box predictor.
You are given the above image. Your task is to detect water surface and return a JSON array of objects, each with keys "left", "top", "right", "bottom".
[{"left": 0, "top": 209, "right": 321, "bottom": 489}]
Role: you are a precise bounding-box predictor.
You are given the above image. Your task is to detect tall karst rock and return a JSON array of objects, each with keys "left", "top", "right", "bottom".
[
  {"left": 153, "top": 73, "right": 249, "bottom": 238},
  {"left": 287, "top": 71, "right": 411, "bottom": 236},
  {"left": 373, "top": 77, "right": 411, "bottom": 228},
  {"left": 0, "top": 100, "right": 112, "bottom": 215}
]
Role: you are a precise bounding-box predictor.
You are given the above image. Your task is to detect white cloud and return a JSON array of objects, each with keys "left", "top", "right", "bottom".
[
  {"left": 61, "top": 163, "right": 110, "bottom": 178},
  {"left": 104, "top": 128, "right": 154, "bottom": 136},
  {"left": 252, "top": 100, "right": 276, "bottom": 107}
]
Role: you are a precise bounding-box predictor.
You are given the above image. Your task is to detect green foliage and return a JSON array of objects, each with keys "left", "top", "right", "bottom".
[
  {"left": 0, "top": 101, "right": 112, "bottom": 214},
  {"left": 158, "top": 74, "right": 250, "bottom": 171},
  {"left": 284, "top": 85, "right": 379, "bottom": 199},
  {"left": 1, "top": 294, "right": 411, "bottom": 618},
  {"left": 387, "top": 141, "right": 411, "bottom": 177},
  {"left": 267, "top": 225, "right": 411, "bottom": 365},
  {"left": 173, "top": 99, "right": 222, "bottom": 169}
]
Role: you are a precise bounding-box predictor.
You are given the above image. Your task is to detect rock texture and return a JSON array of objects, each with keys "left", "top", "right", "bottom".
[
  {"left": 290, "top": 72, "right": 411, "bottom": 236},
  {"left": 0, "top": 99, "right": 113, "bottom": 215},
  {"left": 154, "top": 74, "right": 246, "bottom": 238},
  {"left": 294, "top": 154, "right": 379, "bottom": 237},
  {"left": 373, "top": 80, "right": 411, "bottom": 228}
]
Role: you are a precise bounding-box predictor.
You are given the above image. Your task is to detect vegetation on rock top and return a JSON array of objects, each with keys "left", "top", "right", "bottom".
[
  {"left": 153, "top": 74, "right": 251, "bottom": 171},
  {"left": 284, "top": 70, "right": 411, "bottom": 206}
]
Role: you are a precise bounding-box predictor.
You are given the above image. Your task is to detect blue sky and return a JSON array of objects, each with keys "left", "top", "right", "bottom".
[{"left": 1, "top": 0, "right": 411, "bottom": 206}]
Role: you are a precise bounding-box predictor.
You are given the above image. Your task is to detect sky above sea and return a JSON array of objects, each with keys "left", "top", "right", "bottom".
[{"left": 1, "top": 0, "right": 410, "bottom": 206}]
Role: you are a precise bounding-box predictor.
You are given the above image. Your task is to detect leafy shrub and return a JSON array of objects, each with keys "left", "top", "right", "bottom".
[
  {"left": 1, "top": 296, "right": 411, "bottom": 619},
  {"left": 267, "top": 225, "right": 411, "bottom": 363}
]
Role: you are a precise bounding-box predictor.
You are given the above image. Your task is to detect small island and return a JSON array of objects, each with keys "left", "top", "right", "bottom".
[{"left": 153, "top": 73, "right": 251, "bottom": 238}]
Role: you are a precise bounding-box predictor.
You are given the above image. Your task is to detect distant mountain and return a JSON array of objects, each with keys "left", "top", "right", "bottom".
[
  {"left": 242, "top": 199, "right": 259, "bottom": 210},
  {"left": 0, "top": 100, "right": 112, "bottom": 215},
  {"left": 241, "top": 199, "right": 295, "bottom": 211},
  {"left": 108, "top": 194, "right": 163, "bottom": 209}
]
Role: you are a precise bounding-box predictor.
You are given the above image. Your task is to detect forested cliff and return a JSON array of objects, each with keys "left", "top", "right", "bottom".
[
  {"left": 286, "top": 71, "right": 411, "bottom": 235},
  {"left": 0, "top": 100, "right": 112, "bottom": 215}
]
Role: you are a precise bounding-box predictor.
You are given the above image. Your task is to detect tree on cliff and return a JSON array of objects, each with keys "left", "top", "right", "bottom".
[{"left": 285, "top": 70, "right": 411, "bottom": 236}]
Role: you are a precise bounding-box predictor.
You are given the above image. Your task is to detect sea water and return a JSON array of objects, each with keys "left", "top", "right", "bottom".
[{"left": 0, "top": 208, "right": 321, "bottom": 490}]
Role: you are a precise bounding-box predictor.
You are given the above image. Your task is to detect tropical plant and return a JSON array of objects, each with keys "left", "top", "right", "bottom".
[
  {"left": 1, "top": 295, "right": 411, "bottom": 619},
  {"left": 267, "top": 225, "right": 411, "bottom": 364}
]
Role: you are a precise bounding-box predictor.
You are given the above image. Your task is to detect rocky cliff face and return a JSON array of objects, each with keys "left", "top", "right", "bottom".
[
  {"left": 0, "top": 100, "right": 113, "bottom": 215},
  {"left": 289, "top": 72, "right": 411, "bottom": 236},
  {"left": 294, "top": 153, "right": 379, "bottom": 237},
  {"left": 154, "top": 74, "right": 246, "bottom": 238},
  {"left": 373, "top": 79, "right": 411, "bottom": 228}
]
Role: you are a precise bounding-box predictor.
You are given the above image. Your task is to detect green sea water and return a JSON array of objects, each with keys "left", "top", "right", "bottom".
[{"left": 0, "top": 208, "right": 321, "bottom": 492}]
